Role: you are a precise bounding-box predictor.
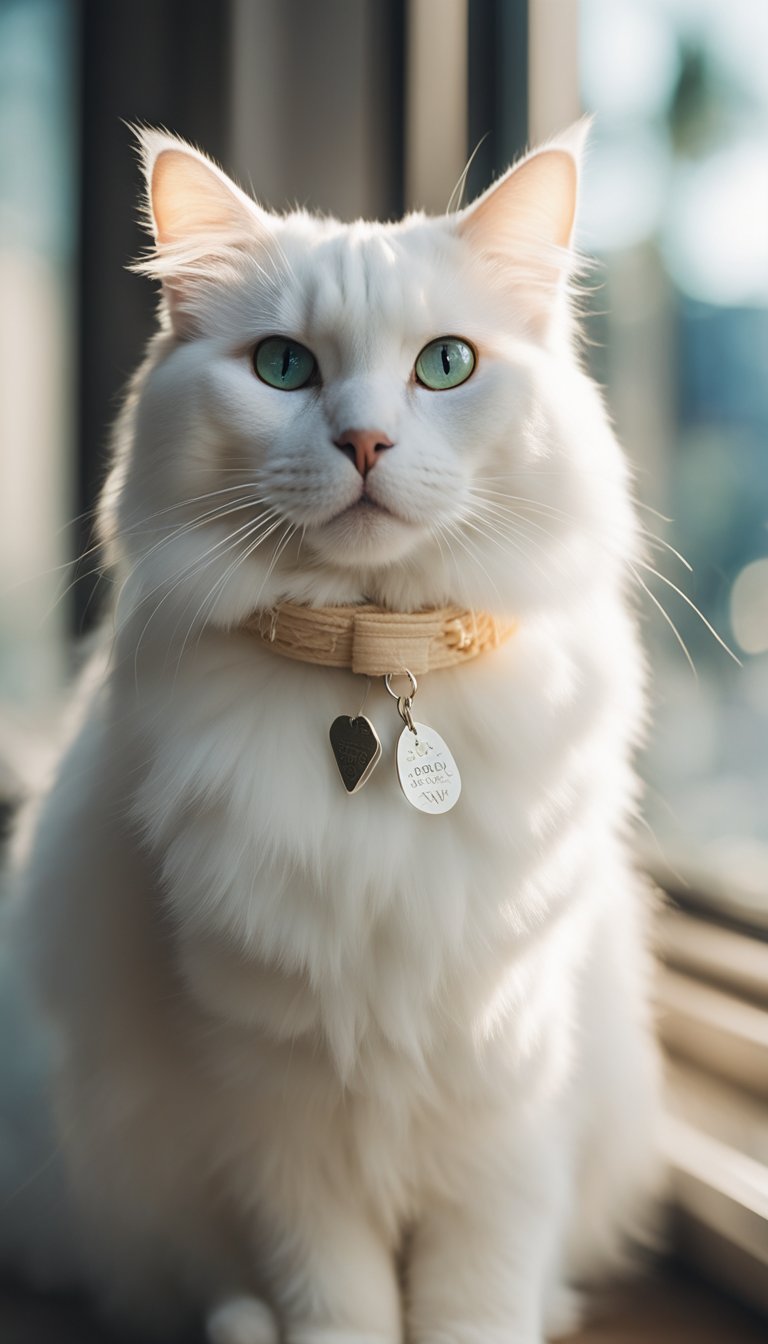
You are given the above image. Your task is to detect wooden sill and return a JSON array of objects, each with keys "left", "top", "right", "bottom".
[
  {"left": 569, "top": 1263, "right": 766, "bottom": 1342},
  {"left": 0, "top": 1265, "right": 765, "bottom": 1343}
]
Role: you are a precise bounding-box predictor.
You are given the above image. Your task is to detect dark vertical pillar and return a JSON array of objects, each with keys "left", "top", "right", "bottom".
[
  {"left": 76, "top": 0, "right": 231, "bottom": 628},
  {"left": 467, "top": 0, "right": 529, "bottom": 201},
  {"left": 377, "top": 0, "right": 407, "bottom": 221}
]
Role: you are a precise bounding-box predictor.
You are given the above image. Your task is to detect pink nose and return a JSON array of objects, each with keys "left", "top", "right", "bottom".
[{"left": 333, "top": 428, "right": 394, "bottom": 477}]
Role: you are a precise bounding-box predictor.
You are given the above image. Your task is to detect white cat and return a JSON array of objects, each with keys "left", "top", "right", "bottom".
[{"left": 4, "top": 125, "right": 662, "bottom": 1343}]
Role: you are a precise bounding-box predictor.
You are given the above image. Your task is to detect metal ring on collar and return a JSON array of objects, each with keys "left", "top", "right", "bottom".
[{"left": 384, "top": 668, "right": 418, "bottom": 701}]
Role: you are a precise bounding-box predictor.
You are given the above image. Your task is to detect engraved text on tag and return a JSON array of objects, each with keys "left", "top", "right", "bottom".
[{"left": 396, "top": 721, "right": 461, "bottom": 814}]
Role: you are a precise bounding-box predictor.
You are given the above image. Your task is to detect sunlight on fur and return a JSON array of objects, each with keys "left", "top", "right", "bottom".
[{"left": 0, "top": 124, "right": 663, "bottom": 1343}]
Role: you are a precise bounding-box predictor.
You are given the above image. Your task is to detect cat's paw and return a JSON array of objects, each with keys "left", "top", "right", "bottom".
[
  {"left": 207, "top": 1296, "right": 279, "bottom": 1344},
  {"left": 287, "top": 1333, "right": 400, "bottom": 1344},
  {"left": 543, "top": 1285, "right": 584, "bottom": 1339}
]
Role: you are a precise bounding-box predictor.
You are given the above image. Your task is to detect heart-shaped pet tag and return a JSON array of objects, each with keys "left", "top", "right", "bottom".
[{"left": 329, "top": 715, "right": 382, "bottom": 794}]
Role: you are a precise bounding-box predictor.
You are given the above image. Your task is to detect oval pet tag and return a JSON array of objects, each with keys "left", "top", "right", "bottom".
[
  {"left": 396, "top": 721, "right": 462, "bottom": 815},
  {"left": 329, "top": 715, "right": 382, "bottom": 794}
]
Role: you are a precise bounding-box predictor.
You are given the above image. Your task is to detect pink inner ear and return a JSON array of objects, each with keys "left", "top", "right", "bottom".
[
  {"left": 150, "top": 148, "right": 257, "bottom": 248},
  {"left": 137, "top": 141, "right": 272, "bottom": 341},
  {"left": 462, "top": 149, "right": 579, "bottom": 256}
]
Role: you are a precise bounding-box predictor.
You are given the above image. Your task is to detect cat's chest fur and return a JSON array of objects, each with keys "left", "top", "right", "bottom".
[{"left": 121, "top": 591, "right": 639, "bottom": 1084}]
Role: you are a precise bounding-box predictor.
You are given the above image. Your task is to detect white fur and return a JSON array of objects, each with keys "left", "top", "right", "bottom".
[
  {"left": 207, "top": 1297, "right": 278, "bottom": 1344},
  {"left": 3, "top": 130, "right": 662, "bottom": 1342}
]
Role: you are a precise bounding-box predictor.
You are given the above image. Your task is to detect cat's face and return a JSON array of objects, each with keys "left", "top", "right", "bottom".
[{"left": 107, "top": 129, "right": 636, "bottom": 631}]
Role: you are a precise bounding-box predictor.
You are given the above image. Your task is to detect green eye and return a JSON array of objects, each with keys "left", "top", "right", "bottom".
[
  {"left": 415, "top": 337, "right": 475, "bottom": 391},
  {"left": 254, "top": 336, "right": 317, "bottom": 390}
]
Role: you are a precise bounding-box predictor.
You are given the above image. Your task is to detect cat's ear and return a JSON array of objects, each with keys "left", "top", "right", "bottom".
[
  {"left": 133, "top": 129, "right": 272, "bottom": 336},
  {"left": 456, "top": 119, "right": 590, "bottom": 336}
]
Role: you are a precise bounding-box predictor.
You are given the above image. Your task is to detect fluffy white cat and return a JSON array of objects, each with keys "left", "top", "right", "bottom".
[{"left": 4, "top": 126, "right": 662, "bottom": 1343}]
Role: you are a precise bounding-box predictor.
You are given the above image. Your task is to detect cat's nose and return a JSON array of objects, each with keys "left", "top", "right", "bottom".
[{"left": 333, "top": 428, "right": 394, "bottom": 477}]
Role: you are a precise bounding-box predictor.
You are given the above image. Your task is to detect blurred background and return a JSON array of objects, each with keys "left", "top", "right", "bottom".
[
  {"left": 1, "top": 1, "right": 768, "bottom": 1329},
  {"left": 0, "top": 0, "right": 766, "bottom": 918}
]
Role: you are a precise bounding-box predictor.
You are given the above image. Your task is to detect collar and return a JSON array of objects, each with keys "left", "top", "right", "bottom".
[{"left": 241, "top": 602, "right": 516, "bottom": 677}]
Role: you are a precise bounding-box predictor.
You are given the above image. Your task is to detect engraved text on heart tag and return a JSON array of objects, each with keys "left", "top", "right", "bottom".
[
  {"left": 396, "top": 721, "right": 461, "bottom": 814},
  {"left": 329, "top": 715, "right": 382, "bottom": 794}
]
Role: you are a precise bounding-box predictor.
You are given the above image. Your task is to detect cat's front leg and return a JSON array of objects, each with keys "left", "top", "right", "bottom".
[
  {"left": 264, "top": 1197, "right": 403, "bottom": 1344},
  {"left": 407, "top": 1143, "right": 568, "bottom": 1344}
]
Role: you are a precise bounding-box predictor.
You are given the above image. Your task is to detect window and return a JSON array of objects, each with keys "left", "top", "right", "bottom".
[
  {"left": 0, "top": 0, "right": 75, "bottom": 718},
  {"left": 579, "top": 1, "right": 768, "bottom": 1311},
  {"left": 580, "top": 0, "right": 768, "bottom": 929}
]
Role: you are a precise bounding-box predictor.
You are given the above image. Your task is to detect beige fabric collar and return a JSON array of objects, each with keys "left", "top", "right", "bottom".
[{"left": 241, "top": 603, "right": 516, "bottom": 677}]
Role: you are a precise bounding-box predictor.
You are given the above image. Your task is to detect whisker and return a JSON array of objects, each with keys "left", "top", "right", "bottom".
[
  {"left": 256, "top": 521, "right": 297, "bottom": 600},
  {"left": 9, "top": 525, "right": 112, "bottom": 616},
  {"left": 636, "top": 500, "right": 674, "bottom": 524},
  {"left": 13, "top": 486, "right": 269, "bottom": 616},
  {"left": 446, "top": 134, "right": 489, "bottom": 213},
  {"left": 38, "top": 561, "right": 112, "bottom": 627},
  {"left": 638, "top": 529, "right": 692, "bottom": 572},
  {"left": 635, "top": 559, "right": 741, "bottom": 666},
  {"left": 115, "top": 498, "right": 273, "bottom": 624},
  {"left": 173, "top": 514, "right": 285, "bottom": 674},
  {"left": 461, "top": 507, "right": 551, "bottom": 564},
  {"left": 442, "top": 519, "right": 505, "bottom": 606},
  {"left": 467, "top": 495, "right": 565, "bottom": 543},
  {"left": 462, "top": 514, "right": 556, "bottom": 591},
  {"left": 628, "top": 563, "right": 697, "bottom": 680},
  {"left": 468, "top": 489, "right": 586, "bottom": 536},
  {"left": 122, "top": 483, "right": 266, "bottom": 533},
  {"left": 428, "top": 520, "right": 450, "bottom": 572},
  {"left": 432, "top": 520, "right": 468, "bottom": 596},
  {"left": 462, "top": 501, "right": 562, "bottom": 570},
  {"left": 470, "top": 487, "right": 576, "bottom": 520},
  {"left": 131, "top": 512, "right": 280, "bottom": 682}
]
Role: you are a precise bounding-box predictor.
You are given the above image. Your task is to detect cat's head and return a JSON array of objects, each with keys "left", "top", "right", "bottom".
[{"left": 104, "top": 125, "right": 636, "bottom": 635}]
